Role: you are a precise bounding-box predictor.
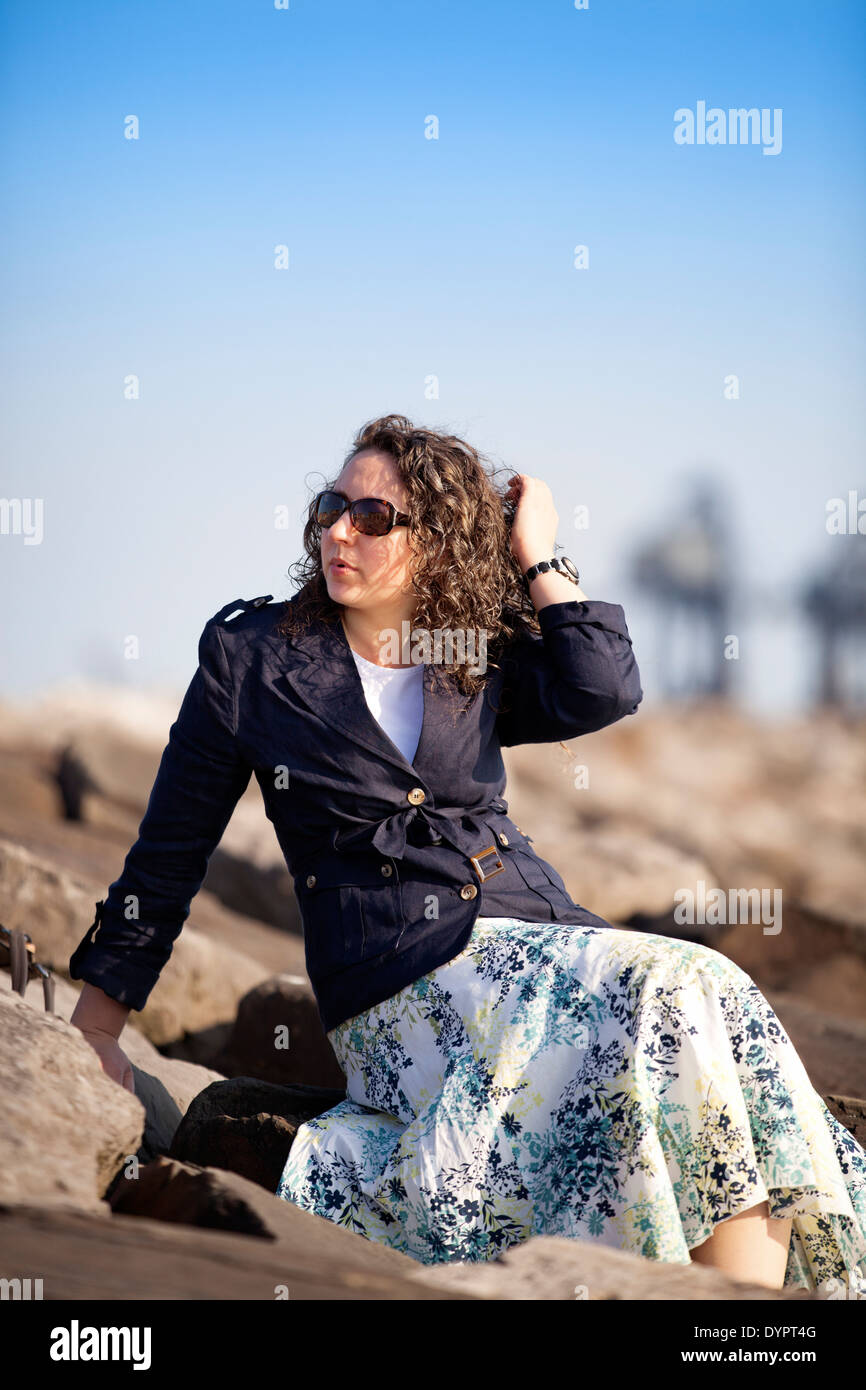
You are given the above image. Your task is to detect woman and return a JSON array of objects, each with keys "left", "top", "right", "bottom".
[{"left": 70, "top": 415, "right": 866, "bottom": 1296}]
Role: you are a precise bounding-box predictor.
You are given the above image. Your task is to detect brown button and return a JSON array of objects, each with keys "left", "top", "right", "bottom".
[
  {"left": 498, "top": 832, "right": 509, "bottom": 845},
  {"left": 380, "top": 863, "right": 393, "bottom": 877},
  {"left": 306, "top": 874, "right": 316, "bottom": 888},
  {"left": 459, "top": 883, "right": 478, "bottom": 900},
  {"left": 407, "top": 787, "right": 426, "bottom": 805}
]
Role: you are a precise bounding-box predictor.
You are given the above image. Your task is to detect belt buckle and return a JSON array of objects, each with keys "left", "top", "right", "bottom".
[{"left": 470, "top": 843, "right": 505, "bottom": 882}]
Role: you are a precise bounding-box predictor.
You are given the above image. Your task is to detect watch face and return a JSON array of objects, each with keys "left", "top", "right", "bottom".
[{"left": 561, "top": 557, "right": 579, "bottom": 580}]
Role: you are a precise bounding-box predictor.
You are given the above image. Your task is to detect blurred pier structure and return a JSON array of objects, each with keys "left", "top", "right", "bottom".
[
  {"left": 626, "top": 477, "right": 866, "bottom": 712},
  {"left": 802, "top": 533, "right": 866, "bottom": 708},
  {"left": 630, "top": 479, "right": 734, "bottom": 699}
]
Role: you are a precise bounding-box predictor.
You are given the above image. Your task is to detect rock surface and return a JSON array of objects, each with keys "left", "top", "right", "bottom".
[
  {"left": 0, "top": 1202, "right": 469, "bottom": 1300},
  {"left": 0, "top": 990, "right": 144, "bottom": 1211},
  {"left": 0, "top": 968, "right": 226, "bottom": 1162},
  {"left": 211, "top": 974, "right": 347, "bottom": 1089}
]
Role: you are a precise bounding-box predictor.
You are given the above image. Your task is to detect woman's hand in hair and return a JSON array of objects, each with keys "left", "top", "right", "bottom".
[{"left": 505, "top": 473, "right": 559, "bottom": 571}]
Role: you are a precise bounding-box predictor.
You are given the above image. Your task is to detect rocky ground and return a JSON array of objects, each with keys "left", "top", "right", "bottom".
[{"left": 0, "top": 689, "right": 864, "bottom": 1300}]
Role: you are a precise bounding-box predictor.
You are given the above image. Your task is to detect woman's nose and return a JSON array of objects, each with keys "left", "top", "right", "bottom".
[{"left": 329, "top": 510, "right": 354, "bottom": 541}]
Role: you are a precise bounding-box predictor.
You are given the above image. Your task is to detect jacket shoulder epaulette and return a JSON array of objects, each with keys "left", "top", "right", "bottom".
[{"left": 210, "top": 594, "right": 274, "bottom": 627}]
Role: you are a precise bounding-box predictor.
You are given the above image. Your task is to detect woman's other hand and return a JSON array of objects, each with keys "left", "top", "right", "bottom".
[
  {"left": 70, "top": 980, "right": 136, "bottom": 1093},
  {"left": 78, "top": 1028, "right": 136, "bottom": 1093}
]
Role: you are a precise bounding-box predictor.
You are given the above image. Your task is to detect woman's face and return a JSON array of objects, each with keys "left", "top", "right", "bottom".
[{"left": 320, "top": 449, "right": 416, "bottom": 614}]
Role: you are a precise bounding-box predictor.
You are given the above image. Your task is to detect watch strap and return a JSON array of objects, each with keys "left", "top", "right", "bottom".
[{"left": 522, "top": 556, "right": 580, "bottom": 589}]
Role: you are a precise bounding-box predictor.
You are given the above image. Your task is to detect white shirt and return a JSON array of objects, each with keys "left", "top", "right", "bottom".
[{"left": 348, "top": 648, "right": 424, "bottom": 766}]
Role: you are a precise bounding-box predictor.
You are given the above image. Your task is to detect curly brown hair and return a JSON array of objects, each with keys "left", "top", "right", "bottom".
[{"left": 275, "top": 413, "right": 546, "bottom": 710}]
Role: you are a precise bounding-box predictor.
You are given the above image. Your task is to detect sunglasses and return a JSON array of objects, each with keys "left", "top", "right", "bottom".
[{"left": 311, "top": 489, "right": 410, "bottom": 537}]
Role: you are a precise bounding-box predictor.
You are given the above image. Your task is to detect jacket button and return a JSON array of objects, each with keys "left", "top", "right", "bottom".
[
  {"left": 460, "top": 883, "right": 477, "bottom": 900},
  {"left": 306, "top": 874, "right": 316, "bottom": 888},
  {"left": 498, "top": 832, "right": 509, "bottom": 845},
  {"left": 407, "top": 787, "right": 426, "bottom": 805},
  {"left": 380, "top": 863, "right": 393, "bottom": 877}
]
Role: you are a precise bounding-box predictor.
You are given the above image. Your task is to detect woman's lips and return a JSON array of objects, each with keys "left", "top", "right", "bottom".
[{"left": 329, "top": 560, "right": 357, "bottom": 573}]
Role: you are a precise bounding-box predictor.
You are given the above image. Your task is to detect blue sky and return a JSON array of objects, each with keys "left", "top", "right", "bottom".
[{"left": 2, "top": 0, "right": 864, "bottom": 712}]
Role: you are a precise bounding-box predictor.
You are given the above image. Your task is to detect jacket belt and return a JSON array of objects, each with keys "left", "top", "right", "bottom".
[{"left": 326, "top": 797, "right": 512, "bottom": 876}]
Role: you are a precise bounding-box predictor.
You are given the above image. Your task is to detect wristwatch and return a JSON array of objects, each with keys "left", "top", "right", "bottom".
[{"left": 522, "top": 555, "right": 581, "bottom": 592}]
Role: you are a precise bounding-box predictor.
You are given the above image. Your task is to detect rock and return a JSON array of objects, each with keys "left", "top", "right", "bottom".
[
  {"left": 0, "top": 741, "right": 71, "bottom": 826},
  {"left": 791, "top": 862, "right": 866, "bottom": 940},
  {"left": 1, "top": 967, "right": 224, "bottom": 1163},
  {"left": 0, "top": 1202, "right": 470, "bottom": 1300},
  {"left": 51, "top": 715, "right": 296, "bottom": 932},
  {"left": 0, "top": 746, "right": 306, "bottom": 975},
  {"left": 158, "top": 895, "right": 305, "bottom": 982},
  {"left": 715, "top": 903, "right": 866, "bottom": 1023},
  {"left": 1, "top": 967, "right": 222, "bottom": 1108},
  {"left": 53, "top": 728, "right": 163, "bottom": 822},
  {"left": 118, "top": 1037, "right": 224, "bottom": 1127},
  {"left": 109, "top": 1156, "right": 282, "bottom": 1237},
  {"left": 764, "top": 990, "right": 866, "bottom": 1099},
  {"left": 404, "top": 1232, "right": 806, "bottom": 1301},
  {"left": 211, "top": 974, "right": 346, "bottom": 1090},
  {"left": 109, "top": 1156, "right": 427, "bottom": 1286},
  {"left": 543, "top": 826, "right": 721, "bottom": 938},
  {"left": 167, "top": 1077, "right": 347, "bottom": 1191},
  {"left": 198, "top": 791, "right": 297, "bottom": 931},
  {"left": 169, "top": 1109, "right": 296, "bottom": 1193},
  {"left": 58, "top": 718, "right": 295, "bottom": 929},
  {"left": 0, "top": 989, "right": 144, "bottom": 1211},
  {"left": 107, "top": 925, "right": 266, "bottom": 1051},
  {"left": 505, "top": 706, "right": 866, "bottom": 936}
]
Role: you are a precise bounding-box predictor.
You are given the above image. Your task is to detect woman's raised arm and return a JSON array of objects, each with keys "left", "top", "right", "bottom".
[{"left": 494, "top": 598, "right": 644, "bottom": 747}]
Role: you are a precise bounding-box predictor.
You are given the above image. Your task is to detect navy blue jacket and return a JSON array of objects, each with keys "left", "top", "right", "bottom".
[{"left": 68, "top": 592, "right": 643, "bottom": 1034}]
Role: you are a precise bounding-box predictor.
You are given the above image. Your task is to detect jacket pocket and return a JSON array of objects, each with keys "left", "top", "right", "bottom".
[
  {"left": 296, "top": 855, "right": 406, "bottom": 977},
  {"left": 508, "top": 844, "right": 572, "bottom": 903}
]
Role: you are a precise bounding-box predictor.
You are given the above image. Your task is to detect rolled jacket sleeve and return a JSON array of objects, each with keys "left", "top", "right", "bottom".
[
  {"left": 494, "top": 599, "right": 643, "bottom": 747},
  {"left": 68, "top": 614, "right": 253, "bottom": 1010}
]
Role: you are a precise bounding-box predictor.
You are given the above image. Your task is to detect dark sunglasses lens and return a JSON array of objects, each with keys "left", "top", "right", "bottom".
[
  {"left": 351, "top": 499, "right": 391, "bottom": 535},
  {"left": 313, "top": 491, "right": 345, "bottom": 527}
]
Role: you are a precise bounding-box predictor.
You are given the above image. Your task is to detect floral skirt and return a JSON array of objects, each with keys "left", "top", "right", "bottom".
[{"left": 276, "top": 916, "right": 866, "bottom": 1295}]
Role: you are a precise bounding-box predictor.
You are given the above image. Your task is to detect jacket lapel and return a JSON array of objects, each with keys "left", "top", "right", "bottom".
[{"left": 260, "top": 608, "right": 457, "bottom": 779}]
